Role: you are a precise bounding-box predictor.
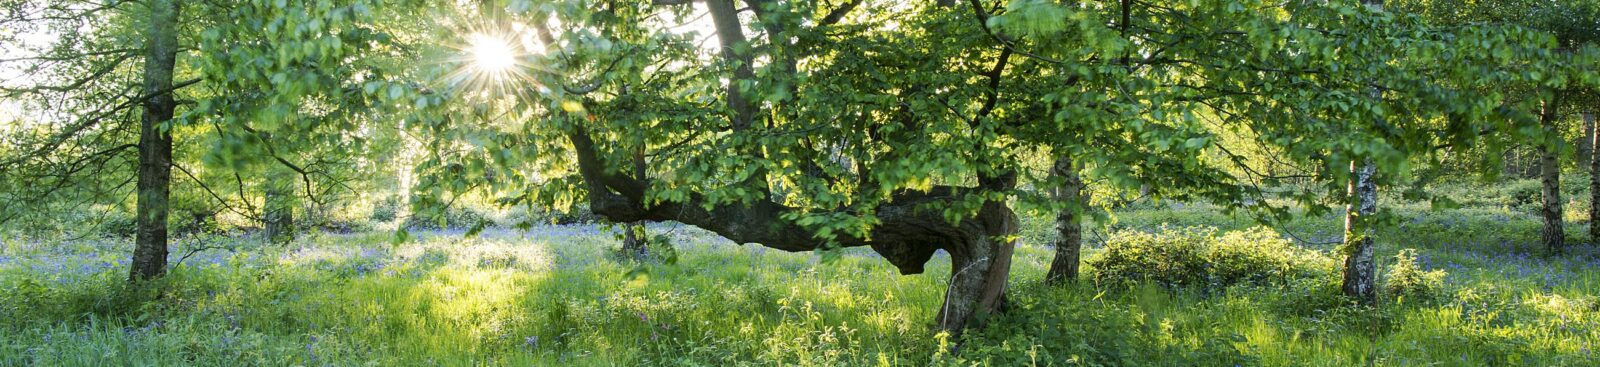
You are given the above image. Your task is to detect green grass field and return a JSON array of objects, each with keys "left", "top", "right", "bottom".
[{"left": 2, "top": 205, "right": 1598, "bottom": 366}]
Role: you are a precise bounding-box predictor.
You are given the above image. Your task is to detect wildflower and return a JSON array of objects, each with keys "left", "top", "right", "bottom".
[{"left": 524, "top": 335, "right": 539, "bottom": 349}]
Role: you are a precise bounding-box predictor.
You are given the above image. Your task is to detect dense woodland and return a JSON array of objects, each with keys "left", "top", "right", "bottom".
[{"left": 1, "top": 0, "right": 1599, "bottom": 365}]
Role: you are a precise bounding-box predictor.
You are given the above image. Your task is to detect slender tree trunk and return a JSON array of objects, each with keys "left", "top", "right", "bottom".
[
  {"left": 1580, "top": 112, "right": 1593, "bottom": 243},
  {"left": 264, "top": 182, "right": 294, "bottom": 244},
  {"left": 129, "top": 0, "right": 180, "bottom": 281},
  {"left": 1540, "top": 91, "right": 1565, "bottom": 254},
  {"left": 1580, "top": 113, "right": 1594, "bottom": 168},
  {"left": 1341, "top": 159, "right": 1378, "bottom": 304},
  {"left": 1341, "top": 0, "right": 1385, "bottom": 303},
  {"left": 1511, "top": 147, "right": 1528, "bottom": 178},
  {"left": 1045, "top": 157, "right": 1084, "bottom": 284}
]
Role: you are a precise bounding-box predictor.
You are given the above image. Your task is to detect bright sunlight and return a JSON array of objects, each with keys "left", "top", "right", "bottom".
[{"left": 468, "top": 33, "right": 516, "bottom": 74}]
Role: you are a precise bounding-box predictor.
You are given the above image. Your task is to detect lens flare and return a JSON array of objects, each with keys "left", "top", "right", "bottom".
[{"left": 469, "top": 34, "right": 516, "bottom": 73}]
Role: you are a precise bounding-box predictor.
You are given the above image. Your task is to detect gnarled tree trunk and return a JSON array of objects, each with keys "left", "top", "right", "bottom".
[
  {"left": 129, "top": 0, "right": 181, "bottom": 281},
  {"left": 935, "top": 201, "right": 1016, "bottom": 333},
  {"left": 1045, "top": 157, "right": 1084, "bottom": 284}
]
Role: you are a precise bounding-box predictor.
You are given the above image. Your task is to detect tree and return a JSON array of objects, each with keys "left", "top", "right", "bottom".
[
  {"left": 401, "top": 0, "right": 1537, "bottom": 334},
  {"left": 1338, "top": 0, "right": 1385, "bottom": 304},
  {"left": 128, "top": 0, "right": 182, "bottom": 280},
  {"left": 0, "top": 0, "right": 401, "bottom": 280},
  {"left": 1044, "top": 157, "right": 1084, "bottom": 283},
  {"left": 1393, "top": 0, "right": 1600, "bottom": 255}
]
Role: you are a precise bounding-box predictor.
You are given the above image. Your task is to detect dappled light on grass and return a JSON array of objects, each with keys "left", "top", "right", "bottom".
[{"left": 2, "top": 213, "right": 1598, "bottom": 365}]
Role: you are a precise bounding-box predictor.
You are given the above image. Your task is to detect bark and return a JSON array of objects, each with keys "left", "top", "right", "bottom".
[
  {"left": 129, "top": 0, "right": 180, "bottom": 281},
  {"left": 1045, "top": 157, "right": 1084, "bottom": 284},
  {"left": 706, "top": 0, "right": 758, "bottom": 131},
  {"left": 935, "top": 200, "right": 1016, "bottom": 334},
  {"left": 1341, "top": 159, "right": 1377, "bottom": 304},
  {"left": 621, "top": 222, "right": 648, "bottom": 260},
  {"left": 1590, "top": 112, "right": 1599, "bottom": 244},
  {"left": 1342, "top": 0, "right": 1382, "bottom": 303},
  {"left": 1540, "top": 91, "right": 1565, "bottom": 254},
  {"left": 619, "top": 147, "right": 653, "bottom": 260},
  {"left": 1580, "top": 113, "right": 1594, "bottom": 168}
]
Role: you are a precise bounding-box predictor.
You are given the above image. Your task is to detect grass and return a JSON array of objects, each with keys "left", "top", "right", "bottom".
[{"left": 1, "top": 206, "right": 1598, "bottom": 366}]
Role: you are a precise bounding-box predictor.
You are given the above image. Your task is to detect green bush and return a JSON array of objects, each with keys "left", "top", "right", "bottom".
[
  {"left": 1087, "top": 226, "right": 1337, "bottom": 291},
  {"left": 369, "top": 196, "right": 401, "bottom": 223},
  {"left": 1384, "top": 248, "right": 1447, "bottom": 302},
  {"left": 503, "top": 204, "right": 601, "bottom": 226},
  {"left": 403, "top": 205, "right": 494, "bottom": 230},
  {"left": 1499, "top": 179, "right": 1542, "bottom": 210}
]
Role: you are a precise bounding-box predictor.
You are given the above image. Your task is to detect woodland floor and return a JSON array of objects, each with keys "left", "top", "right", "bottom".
[{"left": 1, "top": 205, "right": 1598, "bottom": 366}]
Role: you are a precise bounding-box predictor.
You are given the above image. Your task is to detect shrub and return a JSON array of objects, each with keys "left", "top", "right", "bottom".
[
  {"left": 403, "top": 205, "right": 494, "bottom": 230},
  {"left": 504, "top": 204, "right": 601, "bottom": 226},
  {"left": 1087, "top": 226, "right": 1337, "bottom": 292},
  {"left": 1384, "top": 248, "right": 1447, "bottom": 302},
  {"left": 1499, "top": 179, "right": 1542, "bottom": 210},
  {"left": 370, "top": 196, "right": 401, "bottom": 223}
]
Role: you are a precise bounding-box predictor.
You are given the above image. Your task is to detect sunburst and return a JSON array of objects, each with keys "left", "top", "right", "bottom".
[{"left": 442, "top": 29, "right": 541, "bottom": 100}]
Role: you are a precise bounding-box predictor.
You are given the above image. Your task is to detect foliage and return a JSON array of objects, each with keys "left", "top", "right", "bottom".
[
  {"left": 1385, "top": 248, "right": 1449, "bottom": 303},
  {"left": 402, "top": 205, "right": 495, "bottom": 230},
  {"left": 1087, "top": 226, "right": 1338, "bottom": 292}
]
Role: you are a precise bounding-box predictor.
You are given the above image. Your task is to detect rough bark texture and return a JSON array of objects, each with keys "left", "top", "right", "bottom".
[
  {"left": 1045, "top": 157, "right": 1084, "bottom": 284},
  {"left": 1341, "top": 159, "right": 1377, "bottom": 304},
  {"left": 1590, "top": 112, "right": 1599, "bottom": 244},
  {"left": 1540, "top": 91, "right": 1565, "bottom": 254},
  {"left": 129, "top": 0, "right": 180, "bottom": 281},
  {"left": 1343, "top": 0, "right": 1383, "bottom": 302}
]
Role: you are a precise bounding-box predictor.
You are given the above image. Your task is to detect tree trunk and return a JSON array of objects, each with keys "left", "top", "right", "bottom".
[
  {"left": 1045, "top": 157, "right": 1084, "bottom": 284},
  {"left": 1341, "top": 159, "right": 1377, "bottom": 304},
  {"left": 934, "top": 200, "right": 1016, "bottom": 335},
  {"left": 620, "top": 222, "right": 648, "bottom": 260},
  {"left": 619, "top": 148, "right": 652, "bottom": 260},
  {"left": 1540, "top": 91, "right": 1565, "bottom": 254},
  {"left": 264, "top": 184, "right": 294, "bottom": 245},
  {"left": 1505, "top": 148, "right": 1514, "bottom": 178},
  {"left": 1580, "top": 112, "right": 1593, "bottom": 243},
  {"left": 1580, "top": 113, "right": 1594, "bottom": 169},
  {"left": 129, "top": 0, "right": 180, "bottom": 281}
]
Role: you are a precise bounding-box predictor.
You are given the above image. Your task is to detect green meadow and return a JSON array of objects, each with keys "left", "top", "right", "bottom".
[{"left": 3, "top": 202, "right": 1596, "bottom": 366}]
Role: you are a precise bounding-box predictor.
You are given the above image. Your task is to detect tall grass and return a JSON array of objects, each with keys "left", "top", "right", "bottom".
[{"left": 0, "top": 208, "right": 1597, "bottom": 365}]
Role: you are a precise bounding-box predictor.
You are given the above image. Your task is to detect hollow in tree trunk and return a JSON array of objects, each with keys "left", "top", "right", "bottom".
[
  {"left": 129, "top": 0, "right": 181, "bottom": 281},
  {"left": 1045, "top": 157, "right": 1084, "bottom": 284}
]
